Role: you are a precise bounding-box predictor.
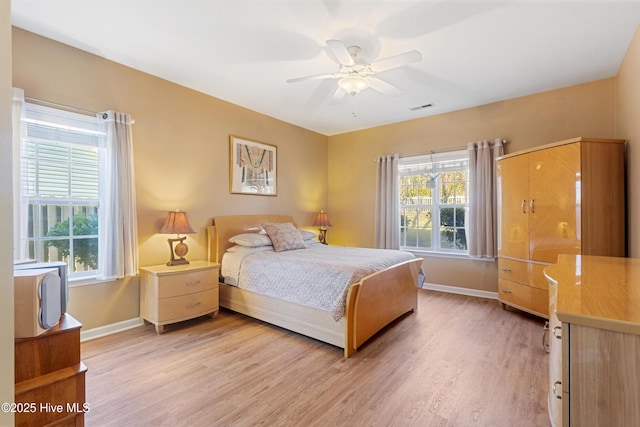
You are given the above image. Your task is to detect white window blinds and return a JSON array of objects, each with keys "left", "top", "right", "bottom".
[{"left": 23, "top": 103, "right": 101, "bottom": 201}]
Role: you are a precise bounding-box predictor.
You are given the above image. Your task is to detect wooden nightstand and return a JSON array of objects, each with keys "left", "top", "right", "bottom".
[{"left": 140, "top": 260, "right": 219, "bottom": 333}]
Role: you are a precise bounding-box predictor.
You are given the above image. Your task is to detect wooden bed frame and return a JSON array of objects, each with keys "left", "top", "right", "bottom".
[{"left": 207, "top": 214, "right": 422, "bottom": 357}]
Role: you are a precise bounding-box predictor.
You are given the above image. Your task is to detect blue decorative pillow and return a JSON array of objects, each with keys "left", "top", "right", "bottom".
[{"left": 298, "top": 230, "right": 317, "bottom": 241}]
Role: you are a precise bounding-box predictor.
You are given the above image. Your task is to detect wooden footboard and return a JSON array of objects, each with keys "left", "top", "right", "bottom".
[{"left": 344, "top": 258, "right": 422, "bottom": 357}]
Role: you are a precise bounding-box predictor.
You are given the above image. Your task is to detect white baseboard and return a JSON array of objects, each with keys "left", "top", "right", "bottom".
[
  {"left": 423, "top": 282, "right": 498, "bottom": 300},
  {"left": 78, "top": 285, "right": 495, "bottom": 342},
  {"left": 80, "top": 317, "right": 143, "bottom": 342}
]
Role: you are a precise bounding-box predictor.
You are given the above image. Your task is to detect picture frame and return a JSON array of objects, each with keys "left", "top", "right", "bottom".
[{"left": 229, "top": 135, "right": 277, "bottom": 196}]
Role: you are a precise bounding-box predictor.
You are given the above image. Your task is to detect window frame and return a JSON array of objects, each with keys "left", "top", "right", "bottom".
[
  {"left": 399, "top": 150, "right": 469, "bottom": 255},
  {"left": 21, "top": 102, "right": 102, "bottom": 280}
]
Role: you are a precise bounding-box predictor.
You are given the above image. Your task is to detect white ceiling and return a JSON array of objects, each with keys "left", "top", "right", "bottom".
[{"left": 11, "top": 0, "right": 640, "bottom": 136}]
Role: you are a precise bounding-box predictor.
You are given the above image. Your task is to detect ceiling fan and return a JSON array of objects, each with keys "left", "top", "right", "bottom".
[{"left": 286, "top": 39, "right": 422, "bottom": 103}]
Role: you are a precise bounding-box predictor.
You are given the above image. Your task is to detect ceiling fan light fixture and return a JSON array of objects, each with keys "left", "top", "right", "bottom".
[{"left": 338, "top": 75, "right": 369, "bottom": 96}]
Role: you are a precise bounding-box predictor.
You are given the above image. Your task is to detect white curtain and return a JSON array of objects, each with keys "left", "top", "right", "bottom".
[
  {"left": 98, "top": 111, "right": 139, "bottom": 280},
  {"left": 12, "top": 88, "right": 29, "bottom": 261},
  {"left": 467, "top": 138, "right": 505, "bottom": 258},
  {"left": 374, "top": 154, "right": 400, "bottom": 249}
]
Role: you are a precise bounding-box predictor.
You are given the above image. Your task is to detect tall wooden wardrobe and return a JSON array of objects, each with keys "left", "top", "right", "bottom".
[{"left": 496, "top": 137, "right": 626, "bottom": 318}]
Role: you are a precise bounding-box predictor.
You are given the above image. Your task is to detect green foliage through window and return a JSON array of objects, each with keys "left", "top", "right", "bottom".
[{"left": 46, "top": 212, "right": 99, "bottom": 270}]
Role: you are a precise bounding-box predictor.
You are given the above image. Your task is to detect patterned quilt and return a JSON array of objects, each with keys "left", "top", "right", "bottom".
[{"left": 221, "top": 241, "right": 416, "bottom": 321}]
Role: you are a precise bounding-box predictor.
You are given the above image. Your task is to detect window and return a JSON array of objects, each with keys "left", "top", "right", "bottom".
[
  {"left": 399, "top": 150, "right": 468, "bottom": 254},
  {"left": 21, "top": 103, "right": 102, "bottom": 278}
]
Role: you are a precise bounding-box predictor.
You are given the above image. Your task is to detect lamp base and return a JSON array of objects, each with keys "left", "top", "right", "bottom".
[
  {"left": 166, "top": 258, "right": 190, "bottom": 267},
  {"left": 318, "top": 227, "right": 328, "bottom": 245},
  {"left": 166, "top": 236, "right": 190, "bottom": 266}
]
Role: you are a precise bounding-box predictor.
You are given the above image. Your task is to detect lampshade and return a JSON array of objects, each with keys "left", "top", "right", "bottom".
[
  {"left": 313, "top": 210, "right": 332, "bottom": 227},
  {"left": 338, "top": 75, "right": 369, "bottom": 96},
  {"left": 160, "top": 210, "right": 195, "bottom": 235}
]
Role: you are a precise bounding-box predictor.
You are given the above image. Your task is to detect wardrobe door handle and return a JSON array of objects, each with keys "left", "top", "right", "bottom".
[
  {"left": 530, "top": 199, "right": 535, "bottom": 213},
  {"left": 521, "top": 199, "right": 527, "bottom": 213},
  {"left": 552, "top": 325, "right": 562, "bottom": 339}
]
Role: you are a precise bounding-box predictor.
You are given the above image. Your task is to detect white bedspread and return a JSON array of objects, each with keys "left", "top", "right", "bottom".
[{"left": 221, "top": 242, "right": 416, "bottom": 321}]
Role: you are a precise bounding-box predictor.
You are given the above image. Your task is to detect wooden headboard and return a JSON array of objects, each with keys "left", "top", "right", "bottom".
[{"left": 207, "top": 214, "right": 296, "bottom": 263}]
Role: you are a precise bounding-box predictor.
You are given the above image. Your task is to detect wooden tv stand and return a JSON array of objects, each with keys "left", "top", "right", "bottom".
[{"left": 14, "top": 314, "right": 87, "bottom": 427}]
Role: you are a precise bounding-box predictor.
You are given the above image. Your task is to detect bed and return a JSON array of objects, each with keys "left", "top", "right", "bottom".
[{"left": 207, "top": 214, "right": 423, "bottom": 357}]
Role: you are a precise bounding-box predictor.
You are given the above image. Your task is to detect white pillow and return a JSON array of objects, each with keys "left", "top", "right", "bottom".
[
  {"left": 228, "top": 233, "right": 272, "bottom": 248},
  {"left": 226, "top": 245, "right": 273, "bottom": 254}
]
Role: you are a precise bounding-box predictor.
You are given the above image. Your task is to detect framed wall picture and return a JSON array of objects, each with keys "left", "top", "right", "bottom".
[{"left": 229, "top": 135, "right": 277, "bottom": 196}]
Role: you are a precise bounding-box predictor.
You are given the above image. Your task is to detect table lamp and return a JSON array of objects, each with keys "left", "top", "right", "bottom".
[
  {"left": 160, "top": 210, "right": 195, "bottom": 266},
  {"left": 312, "top": 210, "right": 332, "bottom": 245}
]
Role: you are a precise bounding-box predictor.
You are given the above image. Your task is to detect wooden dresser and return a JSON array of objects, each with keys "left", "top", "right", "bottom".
[
  {"left": 497, "top": 137, "right": 626, "bottom": 318},
  {"left": 544, "top": 255, "right": 640, "bottom": 426},
  {"left": 14, "top": 314, "right": 87, "bottom": 427}
]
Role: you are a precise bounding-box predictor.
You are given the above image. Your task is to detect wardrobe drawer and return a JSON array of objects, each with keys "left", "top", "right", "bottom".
[
  {"left": 498, "top": 258, "right": 549, "bottom": 291},
  {"left": 498, "top": 279, "right": 549, "bottom": 318}
]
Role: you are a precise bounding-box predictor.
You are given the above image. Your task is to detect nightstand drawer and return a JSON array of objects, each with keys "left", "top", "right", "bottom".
[
  {"left": 140, "top": 261, "right": 220, "bottom": 333},
  {"left": 157, "top": 268, "right": 217, "bottom": 298},
  {"left": 158, "top": 288, "right": 219, "bottom": 323}
]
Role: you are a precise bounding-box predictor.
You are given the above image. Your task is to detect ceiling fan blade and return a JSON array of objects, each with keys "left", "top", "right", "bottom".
[
  {"left": 328, "top": 86, "right": 346, "bottom": 105},
  {"left": 286, "top": 73, "right": 336, "bottom": 83},
  {"left": 326, "top": 39, "right": 354, "bottom": 66},
  {"left": 368, "top": 76, "right": 402, "bottom": 95},
  {"left": 371, "top": 50, "right": 422, "bottom": 73}
]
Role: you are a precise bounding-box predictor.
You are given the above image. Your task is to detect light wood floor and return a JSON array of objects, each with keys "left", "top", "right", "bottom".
[{"left": 81, "top": 290, "right": 550, "bottom": 426}]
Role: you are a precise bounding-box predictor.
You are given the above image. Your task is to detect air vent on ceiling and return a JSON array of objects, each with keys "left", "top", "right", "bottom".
[{"left": 410, "top": 103, "right": 433, "bottom": 111}]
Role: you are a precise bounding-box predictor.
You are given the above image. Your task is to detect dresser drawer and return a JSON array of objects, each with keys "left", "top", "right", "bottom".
[
  {"left": 158, "top": 288, "right": 219, "bottom": 323},
  {"left": 498, "top": 258, "right": 549, "bottom": 291},
  {"left": 498, "top": 279, "right": 549, "bottom": 317},
  {"left": 157, "top": 268, "right": 217, "bottom": 298},
  {"left": 15, "top": 367, "right": 86, "bottom": 427}
]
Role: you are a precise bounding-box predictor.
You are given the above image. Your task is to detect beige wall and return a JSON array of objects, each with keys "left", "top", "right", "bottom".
[
  {"left": 327, "top": 79, "right": 617, "bottom": 291},
  {"left": 12, "top": 28, "right": 328, "bottom": 330},
  {"left": 1, "top": 3, "right": 15, "bottom": 425},
  {"left": 616, "top": 26, "right": 640, "bottom": 257},
  {"left": 11, "top": 23, "right": 639, "bottom": 328}
]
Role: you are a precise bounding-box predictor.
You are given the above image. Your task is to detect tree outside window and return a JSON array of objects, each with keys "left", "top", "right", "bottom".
[{"left": 45, "top": 209, "right": 99, "bottom": 271}]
